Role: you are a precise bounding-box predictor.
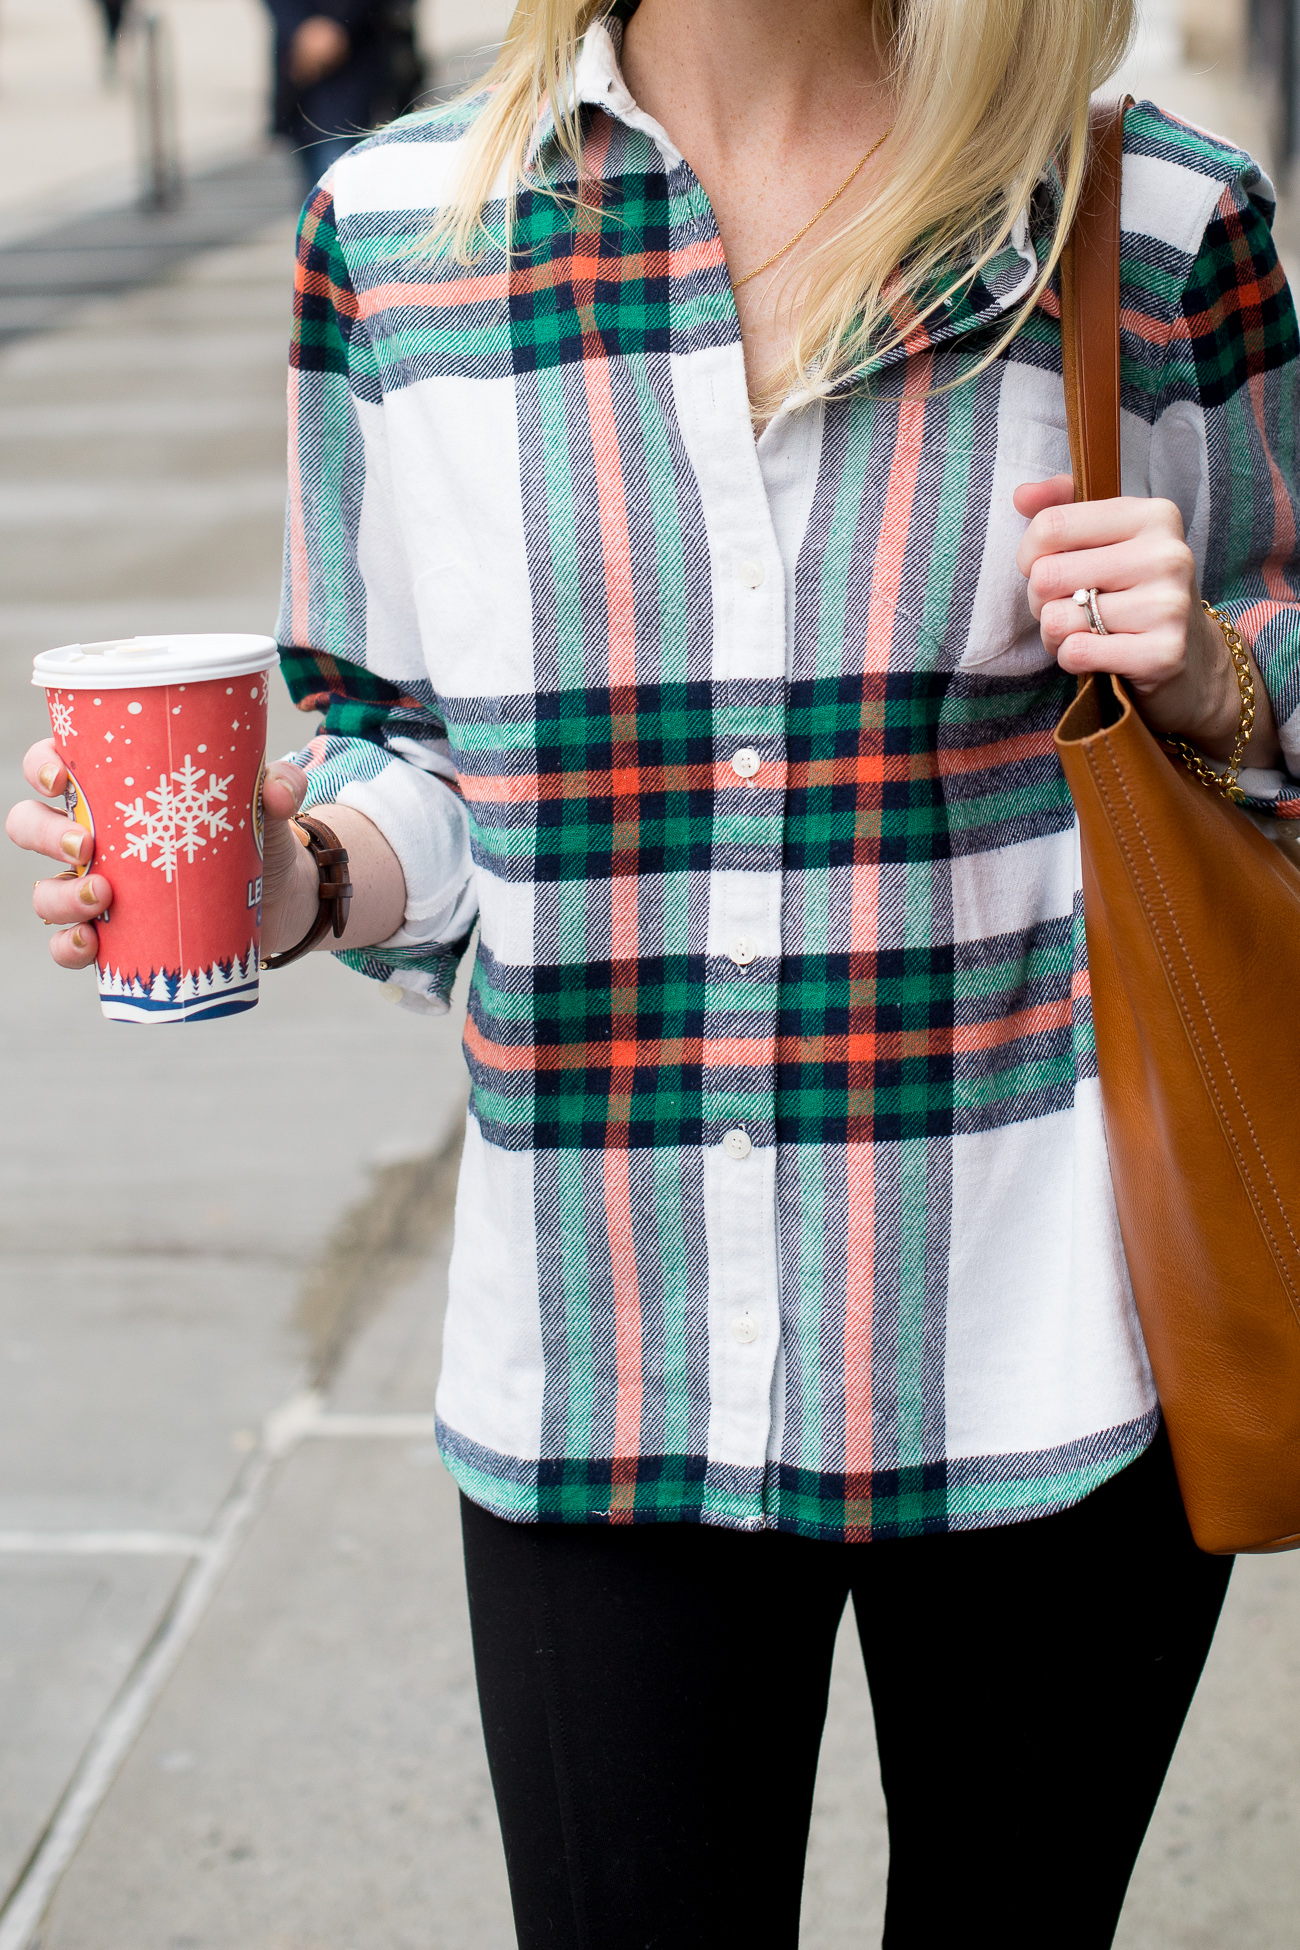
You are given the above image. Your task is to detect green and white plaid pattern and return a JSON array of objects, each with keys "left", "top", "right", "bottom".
[{"left": 278, "top": 19, "right": 1300, "bottom": 1537}]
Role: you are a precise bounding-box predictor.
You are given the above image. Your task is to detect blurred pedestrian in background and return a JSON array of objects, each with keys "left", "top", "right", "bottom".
[
  {"left": 265, "top": 0, "right": 426, "bottom": 193},
  {"left": 94, "top": 0, "right": 130, "bottom": 41},
  {"left": 93, "top": 0, "right": 130, "bottom": 76}
]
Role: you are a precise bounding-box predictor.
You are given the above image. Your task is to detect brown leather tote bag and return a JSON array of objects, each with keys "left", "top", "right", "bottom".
[{"left": 1054, "top": 101, "right": 1300, "bottom": 1553}]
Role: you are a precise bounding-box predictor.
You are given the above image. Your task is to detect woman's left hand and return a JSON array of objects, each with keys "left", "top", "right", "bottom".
[{"left": 1014, "top": 473, "right": 1279, "bottom": 766}]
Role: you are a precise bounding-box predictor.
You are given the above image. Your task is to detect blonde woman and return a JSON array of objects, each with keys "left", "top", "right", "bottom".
[{"left": 13, "top": 0, "right": 1300, "bottom": 1941}]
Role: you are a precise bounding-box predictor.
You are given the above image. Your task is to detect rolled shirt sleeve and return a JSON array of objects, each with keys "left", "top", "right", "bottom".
[{"left": 276, "top": 179, "right": 477, "bottom": 1011}]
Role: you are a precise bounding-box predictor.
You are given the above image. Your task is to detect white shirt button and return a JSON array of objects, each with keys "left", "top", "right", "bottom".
[
  {"left": 739, "top": 559, "right": 765, "bottom": 589},
  {"left": 730, "top": 1313, "right": 759, "bottom": 1345},
  {"left": 730, "top": 747, "right": 760, "bottom": 780},
  {"left": 729, "top": 936, "right": 758, "bottom": 967},
  {"left": 721, "top": 1129, "right": 752, "bottom": 1161}
]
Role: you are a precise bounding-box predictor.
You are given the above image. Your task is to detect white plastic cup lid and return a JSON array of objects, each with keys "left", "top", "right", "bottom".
[{"left": 32, "top": 634, "right": 279, "bottom": 690}]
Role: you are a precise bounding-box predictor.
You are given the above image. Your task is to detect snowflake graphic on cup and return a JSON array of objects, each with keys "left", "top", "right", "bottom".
[
  {"left": 48, "top": 691, "right": 76, "bottom": 741},
  {"left": 116, "top": 755, "right": 235, "bottom": 883}
]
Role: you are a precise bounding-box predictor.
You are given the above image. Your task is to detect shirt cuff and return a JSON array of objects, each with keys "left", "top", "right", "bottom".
[{"left": 1236, "top": 766, "right": 1300, "bottom": 818}]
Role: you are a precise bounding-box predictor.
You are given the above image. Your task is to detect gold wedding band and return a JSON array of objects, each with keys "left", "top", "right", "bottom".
[{"left": 1073, "top": 586, "right": 1109, "bottom": 637}]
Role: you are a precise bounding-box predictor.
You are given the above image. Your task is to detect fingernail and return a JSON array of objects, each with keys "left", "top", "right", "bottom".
[
  {"left": 77, "top": 877, "right": 102, "bottom": 908},
  {"left": 60, "top": 831, "right": 85, "bottom": 863},
  {"left": 38, "top": 761, "right": 61, "bottom": 793},
  {"left": 70, "top": 926, "right": 90, "bottom": 951}
]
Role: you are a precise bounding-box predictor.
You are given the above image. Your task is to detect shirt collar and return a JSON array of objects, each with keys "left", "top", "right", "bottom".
[
  {"left": 544, "top": 8, "right": 1049, "bottom": 363},
  {"left": 573, "top": 12, "right": 636, "bottom": 119},
  {"left": 528, "top": 9, "right": 654, "bottom": 170},
  {"left": 567, "top": 8, "right": 685, "bottom": 168}
]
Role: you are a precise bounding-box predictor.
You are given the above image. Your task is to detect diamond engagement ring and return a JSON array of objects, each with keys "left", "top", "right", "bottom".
[{"left": 1073, "top": 587, "right": 1109, "bottom": 636}]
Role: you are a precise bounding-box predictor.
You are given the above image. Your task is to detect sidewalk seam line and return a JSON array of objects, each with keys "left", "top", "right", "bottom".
[
  {"left": 0, "top": 1417, "right": 288, "bottom": 1950},
  {"left": 0, "top": 1534, "right": 211, "bottom": 1558},
  {"left": 0, "top": 1392, "right": 445, "bottom": 1945}
]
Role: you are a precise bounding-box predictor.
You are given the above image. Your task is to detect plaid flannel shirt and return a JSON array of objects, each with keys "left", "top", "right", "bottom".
[{"left": 277, "top": 18, "right": 1300, "bottom": 1539}]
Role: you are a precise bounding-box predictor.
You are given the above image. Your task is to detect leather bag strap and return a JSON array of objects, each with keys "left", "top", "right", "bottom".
[{"left": 1060, "top": 98, "right": 1132, "bottom": 502}]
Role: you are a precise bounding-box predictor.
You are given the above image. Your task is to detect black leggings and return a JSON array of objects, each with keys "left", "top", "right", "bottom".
[{"left": 462, "top": 1428, "right": 1231, "bottom": 1950}]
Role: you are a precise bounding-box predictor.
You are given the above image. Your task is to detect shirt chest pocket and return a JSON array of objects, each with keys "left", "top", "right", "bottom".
[
  {"left": 955, "top": 394, "right": 1073, "bottom": 677},
  {"left": 399, "top": 379, "right": 536, "bottom": 705},
  {"left": 413, "top": 556, "right": 534, "bottom": 705}
]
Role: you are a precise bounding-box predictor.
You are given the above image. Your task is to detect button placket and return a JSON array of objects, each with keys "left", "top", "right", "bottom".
[
  {"left": 681, "top": 361, "right": 788, "bottom": 1471},
  {"left": 702, "top": 1132, "right": 779, "bottom": 1463},
  {"left": 721, "top": 1132, "right": 761, "bottom": 1351}
]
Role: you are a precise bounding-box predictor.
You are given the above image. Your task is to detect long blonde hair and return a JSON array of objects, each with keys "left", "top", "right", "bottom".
[{"left": 427, "top": 0, "right": 1135, "bottom": 410}]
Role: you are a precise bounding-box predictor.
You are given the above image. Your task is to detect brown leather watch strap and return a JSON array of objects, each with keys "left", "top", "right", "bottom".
[
  {"left": 261, "top": 812, "right": 353, "bottom": 970},
  {"left": 1060, "top": 96, "right": 1132, "bottom": 504}
]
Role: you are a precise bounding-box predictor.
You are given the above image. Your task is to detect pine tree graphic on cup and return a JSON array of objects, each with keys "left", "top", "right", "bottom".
[{"left": 32, "top": 636, "right": 280, "bottom": 1023}]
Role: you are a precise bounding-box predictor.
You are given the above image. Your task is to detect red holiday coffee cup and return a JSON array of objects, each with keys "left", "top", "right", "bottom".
[{"left": 32, "top": 634, "right": 280, "bottom": 1024}]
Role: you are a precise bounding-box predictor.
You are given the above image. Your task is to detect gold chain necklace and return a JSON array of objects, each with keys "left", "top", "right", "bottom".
[{"left": 730, "top": 123, "right": 895, "bottom": 292}]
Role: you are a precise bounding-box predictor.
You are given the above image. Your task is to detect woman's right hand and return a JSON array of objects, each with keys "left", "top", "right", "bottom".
[{"left": 6, "top": 741, "right": 314, "bottom": 969}]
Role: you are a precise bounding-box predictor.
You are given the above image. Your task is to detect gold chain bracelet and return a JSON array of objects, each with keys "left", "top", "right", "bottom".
[{"left": 1165, "top": 601, "right": 1255, "bottom": 802}]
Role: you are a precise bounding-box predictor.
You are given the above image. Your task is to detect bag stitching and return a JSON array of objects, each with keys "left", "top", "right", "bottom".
[
  {"left": 1095, "top": 741, "right": 1300, "bottom": 1285},
  {"left": 1106, "top": 750, "right": 1300, "bottom": 1269},
  {"left": 1086, "top": 739, "right": 1300, "bottom": 1298}
]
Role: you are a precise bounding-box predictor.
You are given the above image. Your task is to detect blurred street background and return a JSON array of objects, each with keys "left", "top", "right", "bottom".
[{"left": 0, "top": 3, "right": 1298, "bottom": 1946}]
